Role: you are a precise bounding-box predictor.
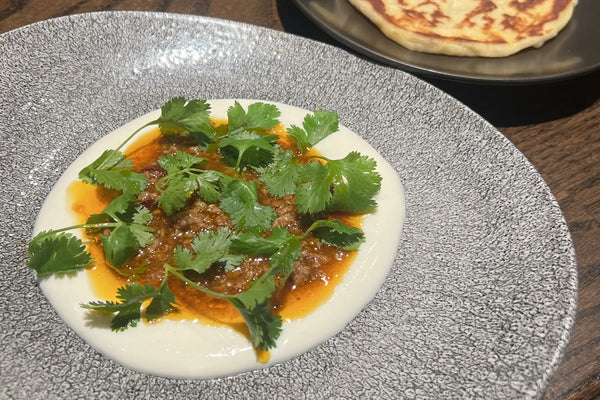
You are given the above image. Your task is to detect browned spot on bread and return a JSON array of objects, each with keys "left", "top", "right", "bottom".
[
  {"left": 501, "top": 14, "right": 528, "bottom": 39},
  {"left": 458, "top": 0, "right": 497, "bottom": 29},
  {"left": 509, "top": 0, "right": 547, "bottom": 12},
  {"left": 502, "top": 0, "right": 574, "bottom": 37}
]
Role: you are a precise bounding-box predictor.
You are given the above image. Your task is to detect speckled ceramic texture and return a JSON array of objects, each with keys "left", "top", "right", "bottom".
[{"left": 0, "top": 11, "right": 577, "bottom": 400}]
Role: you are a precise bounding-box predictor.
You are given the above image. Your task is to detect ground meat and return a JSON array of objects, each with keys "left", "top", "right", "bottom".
[
  {"left": 137, "top": 164, "right": 166, "bottom": 210},
  {"left": 258, "top": 188, "right": 304, "bottom": 236},
  {"left": 113, "top": 130, "right": 356, "bottom": 320},
  {"left": 157, "top": 135, "right": 225, "bottom": 171},
  {"left": 291, "top": 238, "right": 346, "bottom": 286},
  {"left": 171, "top": 198, "right": 229, "bottom": 232}
]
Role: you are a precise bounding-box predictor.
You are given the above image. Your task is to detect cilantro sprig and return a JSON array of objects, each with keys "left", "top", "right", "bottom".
[
  {"left": 27, "top": 193, "right": 155, "bottom": 275},
  {"left": 295, "top": 152, "right": 382, "bottom": 214},
  {"left": 156, "top": 150, "right": 229, "bottom": 215},
  {"left": 220, "top": 180, "right": 277, "bottom": 233},
  {"left": 78, "top": 97, "right": 216, "bottom": 194},
  {"left": 82, "top": 273, "right": 176, "bottom": 331},
  {"left": 288, "top": 110, "right": 339, "bottom": 153},
  {"left": 166, "top": 220, "right": 363, "bottom": 350},
  {"left": 174, "top": 228, "right": 244, "bottom": 273},
  {"left": 164, "top": 227, "right": 302, "bottom": 350},
  {"left": 79, "top": 150, "right": 148, "bottom": 195},
  {"left": 258, "top": 151, "right": 382, "bottom": 214}
]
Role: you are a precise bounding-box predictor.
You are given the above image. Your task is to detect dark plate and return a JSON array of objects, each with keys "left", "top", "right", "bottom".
[{"left": 292, "top": 0, "right": 600, "bottom": 83}]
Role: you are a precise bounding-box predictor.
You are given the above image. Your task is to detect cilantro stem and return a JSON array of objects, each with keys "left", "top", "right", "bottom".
[
  {"left": 114, "top": 121, "right": 156, "bottom": 153},
  {"left": 163, "top": 263, "right": 285, "bottom": 351},
  {"left": 157, "top": 167, "right": 207, "bottom": 191},
  {"left": 301, "top": 222, "right": 319, "bottom": 240},
  {"left": 163, "top": 264, "right": 229, "bottom": 299},
  {"left": 235, "top": 153, "right": 243, "bottom": 171},
  {"left": 306, "top": 155, "right": 329, "bottom": 162},
  {"left": 163, "top": 263, "right": 290, "bottom": 309},
  {"left": 93, "top": 121, "right": 156, "bottom": 172},
  {"left": 40, "top": 222, "right": 121, "bottom": 236}
]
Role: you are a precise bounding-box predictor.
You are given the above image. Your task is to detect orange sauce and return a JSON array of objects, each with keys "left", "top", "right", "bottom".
[
  {"left": 274, "top": 251, "right": 356, "bottom": 320},
  {"left": 68, "top": 125, "right": 361, "bottom": 342}
]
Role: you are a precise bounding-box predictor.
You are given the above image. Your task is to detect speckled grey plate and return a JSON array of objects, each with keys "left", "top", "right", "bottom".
[{"left": 0, "top": 11, "right": 577, "bottom": 399}]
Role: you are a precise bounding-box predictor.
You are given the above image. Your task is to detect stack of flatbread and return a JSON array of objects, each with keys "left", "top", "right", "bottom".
[{"left": 348, "top": 0, "right": 578, "bottom": 57}]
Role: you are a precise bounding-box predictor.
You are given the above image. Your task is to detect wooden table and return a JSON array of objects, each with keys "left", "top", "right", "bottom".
[{"left": 2, "top": 1, "right": 598, "bottom": 398}]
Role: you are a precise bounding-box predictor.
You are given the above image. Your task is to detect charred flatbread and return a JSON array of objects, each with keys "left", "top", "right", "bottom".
[{"left": 348, "top": 0, "right": 578, "bottom": 57}]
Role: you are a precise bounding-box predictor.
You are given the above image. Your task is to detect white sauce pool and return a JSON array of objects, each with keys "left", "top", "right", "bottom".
[{"left": 33, "top": 99, "right": 405, "bottom": 379}]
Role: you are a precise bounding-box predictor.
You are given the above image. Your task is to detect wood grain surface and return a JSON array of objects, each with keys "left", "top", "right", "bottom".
[{"left": 1, "top": 0, "right": 598, "bottom": 398}]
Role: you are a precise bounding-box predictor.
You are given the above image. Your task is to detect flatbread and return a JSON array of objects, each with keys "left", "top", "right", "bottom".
[{"left": 348, "top": 0, "right": 578, "bottom": 57}]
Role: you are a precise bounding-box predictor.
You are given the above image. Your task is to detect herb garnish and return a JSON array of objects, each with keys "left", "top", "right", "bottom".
[
  {"left": 27, "top": 98, "right": 381, "bottom": 352},
  {"left": 82, "top": 273, "right": 176, "bottom": 331}
]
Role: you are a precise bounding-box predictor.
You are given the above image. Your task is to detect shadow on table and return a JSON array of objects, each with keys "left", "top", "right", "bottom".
[{"left": 277, "top": 0, "right": 600, "bottom": 127}]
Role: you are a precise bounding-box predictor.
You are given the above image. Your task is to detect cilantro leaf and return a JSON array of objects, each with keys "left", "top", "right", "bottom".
[
  {"left": 81, "top": 149, "right": 132, "bottom": 172},
  {"left": 194, "top": 170, "right": 224, "bottom": 203},
  {"left": 86, "top": 169, "right": 148, "bottom": 195},
  {"left": 27, "top": 231, "right": 92, "bottom": 276},
  {"left": 132, "top": 205, "right": 153, "bottom": 225},
  {"left": 220, "top": 180, "right": 277, "bottom": 233},
  {"left": 231, "top": 226, "right": 296, "bottom": 255},
  {"left": 256, "top": 149, "right": 299, "bottom": 197},
  {"left": 157, "top": 179, "right": 188, "bottom": 215},
  {"left": 232, "top": 227, "right": 301, "bottom": 278},
  {"left": 94, "top": 192, "right": 139, "bottom": 223},
  {"left": 91, "top": 194, "right": 155, "bottom": 266},
  {"left": 145, "top": 277, "right": 178, "bottom": 321},
  {"left": 174, "top": 228, "right": 243, "bottom": 274},
  {"left": 307, "top": 219, "right": 365, "bottom": 250},
  {"left": 294, "top": 161, "right": 332, "bottom": 214},
  {"left": 219, "top": 129, "right": 278, "bottom": 171},
  {"left": 295, "top": 152, "right": 381, "bottom": 213},
  {"left": 326, "top": 152, "right": 382, "bottom": 212},
  {"left": 227, "top": 101, "right": 281, "bottom": 132},
  {"left": 229, "top": 272, "right": 278, "bottom": 311},
  {"left": 268, "top": 235, "right": 302, "bottom": 277},
  {"left": 99, "top": 225, "right": 140, "bottom": 266},
  {"left": 128, "top": 220, "right": 156, "bottom": 248},
  {"left": 158, "top": 150, "right": 207, "bottom": 172},
  {"left": 79, "top": 150, "right": 148, "bottom": 195},
  {"left": 82, "top": 279, "right": 176, "bottom": 331},
  {"left": 154, "top": 97, "right": 215, "bottom": 147},
  {"left": 157, "top": 151, "right": 225, "bottom": 215},
  {"left": 230, "top": 298, "right": 282, "bottom": 350},
  {"left": 288, "top": 110, "right": 339, "bottom": 153}
]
